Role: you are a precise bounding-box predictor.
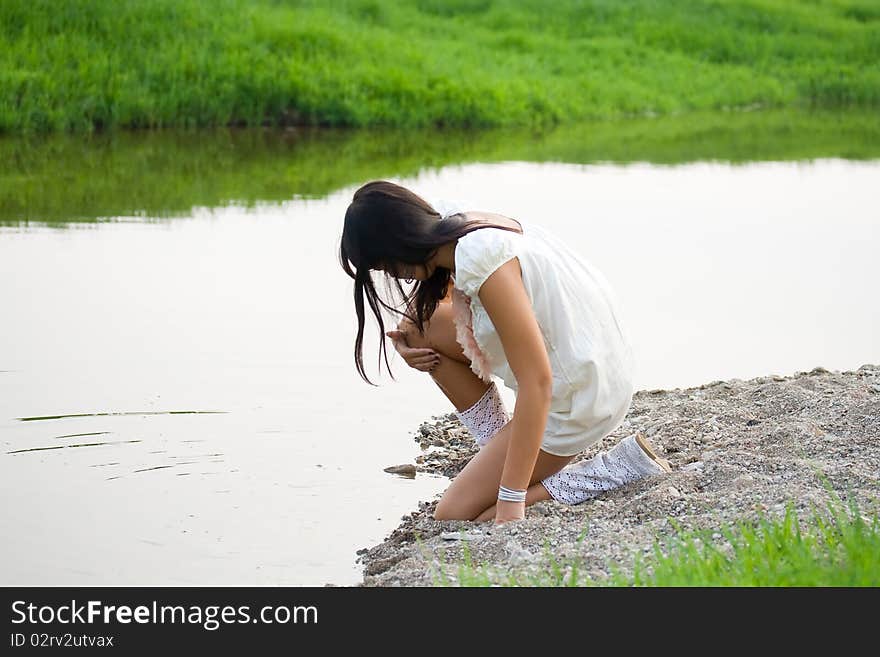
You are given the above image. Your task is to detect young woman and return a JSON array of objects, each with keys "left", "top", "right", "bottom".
[{"left": 339, "top": 180, "right": 671, "bottom": 525}]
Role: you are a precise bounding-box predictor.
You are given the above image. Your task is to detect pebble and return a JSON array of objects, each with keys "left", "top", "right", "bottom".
[
  {"left": 506, "top": 540, "right": 534, "bottom": 565},
  {"left": 383, "top": 464, "right": 417, "bottom": 477},
  {"left": 440, "top": 531, "right": 484, "bottom": 542},
  {"left": 667, "top": 486, "right": 682, "bottom": 498},
  {"left": 733, "top": 474, "right": 755, "bottom": 489}
]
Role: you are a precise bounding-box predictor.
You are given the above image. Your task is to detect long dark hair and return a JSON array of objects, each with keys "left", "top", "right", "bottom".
[{"left": 339, "top": 180, "right": 521, "bottom": 385}]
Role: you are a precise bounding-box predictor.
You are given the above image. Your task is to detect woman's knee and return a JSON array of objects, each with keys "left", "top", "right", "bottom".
[
  {"left": 397, "top": 315, "right": 431, "bottom": 350},
  {"left": 398, "top": 302, "right": 460, "bottom": 356},
  {"left": 433, "top": 497, "right": 473, "bottom": 521}
]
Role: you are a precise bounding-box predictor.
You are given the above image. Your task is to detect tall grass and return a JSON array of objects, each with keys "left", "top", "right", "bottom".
[{"left": 1, "top": 0, "right": 878, "bottom": 133}]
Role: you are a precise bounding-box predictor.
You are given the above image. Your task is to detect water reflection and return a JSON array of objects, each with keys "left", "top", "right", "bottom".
[
  {"left": 7, "top": 440, "right": 142, "bottom": 454},
  {"left": 2, "top": 109, "right": 878, "bottom": 226},
  {"left": 18, "top": 410, "right": 227, "bottom": 421}
]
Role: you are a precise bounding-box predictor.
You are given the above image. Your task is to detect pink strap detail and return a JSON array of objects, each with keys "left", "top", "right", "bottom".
[{"left": 450, "top": 287, "right": 494, "bottom": 383}]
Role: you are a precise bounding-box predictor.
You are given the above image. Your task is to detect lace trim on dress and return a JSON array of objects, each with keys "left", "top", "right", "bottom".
[{"left": 450, "top": 286, "right": 494, "bottom": 384}]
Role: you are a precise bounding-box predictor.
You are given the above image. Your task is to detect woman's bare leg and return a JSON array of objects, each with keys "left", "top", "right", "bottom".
[
  {"left": 399, "top": 300, "right": 490, "bottom": 412},
  {"left": 432, "top": 422, "right": 575, "bottom": 520}
]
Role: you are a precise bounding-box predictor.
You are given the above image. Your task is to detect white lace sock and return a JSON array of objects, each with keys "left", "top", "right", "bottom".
[
  {"left": 454, "top": 381, "right": 510, "bottom": 448},
  {"left": 541, "top": 434, "right": 669, "bottom": 505}
]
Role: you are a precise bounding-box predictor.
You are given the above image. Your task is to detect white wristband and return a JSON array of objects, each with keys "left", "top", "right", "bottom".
[{"left": 498, "top": 485, "right": 527, "bottom": 503}]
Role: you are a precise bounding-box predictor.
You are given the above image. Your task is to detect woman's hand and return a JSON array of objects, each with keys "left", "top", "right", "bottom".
[
  {"left": 385, "top": 330, "right": 440, "bottom": 373},
  {"left": 476, "top": 483, "right": 552, "bottom": 523},
  {"left": 493, "top": 499, "right": 525, "bottom": 525}
]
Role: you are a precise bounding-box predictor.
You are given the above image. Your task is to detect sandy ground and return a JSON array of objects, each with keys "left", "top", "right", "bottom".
[{"left": 356, "top": 364, "right": 880, "bottom": 586}]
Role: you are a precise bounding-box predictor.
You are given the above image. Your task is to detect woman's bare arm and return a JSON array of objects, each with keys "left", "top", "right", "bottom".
[{"left": 477, "top": 257, "right": 553, "bottom": 521}]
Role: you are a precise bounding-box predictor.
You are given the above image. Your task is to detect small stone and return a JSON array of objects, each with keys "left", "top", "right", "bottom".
[
  {"left": 440, "top": 531, "right": 483, "bottom": 541},
  {"left": 733, "top": 474, "right": 755, "bottom": 489},
  {"left": 506, "top": 539, "right": 534, "bottom": 565},
  {"left": 667, "top": 486, "right": 682, "bottom": 498},
  {"left": 383, "top": 464, "right": 416, "bottom": 478},
  {"left": 682, "top": 461, "right": 704, "bottom": 472},
  {"left": 746, "top": 419, "right": 760, "bottom": 426}
]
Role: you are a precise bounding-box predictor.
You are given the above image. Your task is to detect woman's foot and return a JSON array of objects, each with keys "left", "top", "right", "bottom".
[
  {"left": 540, "top": 433, "right": 669, "bottom": 506},
  {"left": 634, "top": 432, "right": 672, "bottom": 473}
]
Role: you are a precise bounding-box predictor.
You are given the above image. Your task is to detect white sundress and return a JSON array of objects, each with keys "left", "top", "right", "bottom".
[{"left": 431, "top": 197, "right": 636, "bottom": 458}]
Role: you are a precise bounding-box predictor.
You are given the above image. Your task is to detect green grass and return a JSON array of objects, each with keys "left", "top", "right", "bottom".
[
  {"left": 1, "top": 0, "right": 879, "bottom": 133},
  {"left": 2, "top": 107, "right": 879, "bottom": 226},
  {"left": 425, "top": 493, "right": 880, "bottom": 586},
  {"left": 617, "top": 500, "right": 880, "bottom": 586}
]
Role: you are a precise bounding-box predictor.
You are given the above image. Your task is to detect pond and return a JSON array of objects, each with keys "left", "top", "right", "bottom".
[{"left": 1, "top": 109, "right": 878, "bottom": 586}]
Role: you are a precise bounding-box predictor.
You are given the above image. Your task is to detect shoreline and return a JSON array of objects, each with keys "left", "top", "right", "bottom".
[{"left": 356, "top": 364, "right": 880, "bottom": 586}]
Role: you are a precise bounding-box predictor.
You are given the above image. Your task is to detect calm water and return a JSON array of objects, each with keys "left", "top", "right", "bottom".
[{"left": 1, "top": 116, "right": 878, "bottom": 586}]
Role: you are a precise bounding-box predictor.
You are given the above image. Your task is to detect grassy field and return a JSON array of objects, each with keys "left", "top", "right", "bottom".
[
  {"left": 1, "top": 0, "right": 879, "bottom": 133},
  {"left": 2, "top": 108, "right": 879, "bottom": 225}
]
